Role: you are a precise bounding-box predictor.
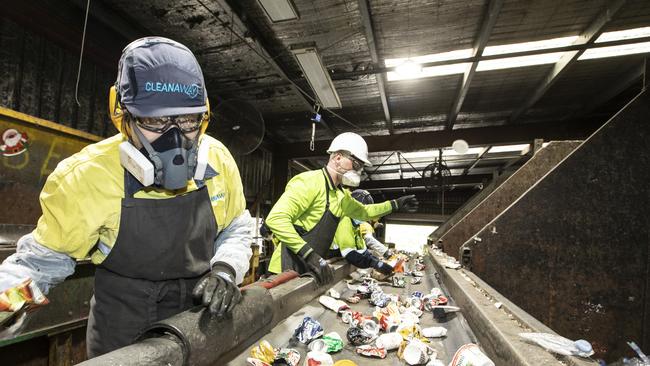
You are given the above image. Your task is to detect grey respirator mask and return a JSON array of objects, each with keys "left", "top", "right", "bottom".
[{"left": 131, "top": 124, "right": 198, "bottom": 190}]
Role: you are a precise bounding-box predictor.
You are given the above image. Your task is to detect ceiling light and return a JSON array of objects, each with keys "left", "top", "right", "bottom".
[
  {"left": 488, "top": 144, "right": 530, "bottom": 153},
  {"left": 388, "top": 63, "right": 469, "bottom": 81},
  {"left": 394, "top": 60, "right": 423, "bottom": 79},
  {"left": 578, "top": 41, "right": 650, "bottom": 60},
  {"left": 476, "top": 52, "right": 565, "bottom": 71},
  {"left": 257, "top": 0, "right": 299, "bottom": 22},
  {"left": 291, "top": 46, "right": 342, "bottom": 109},
  {"left": 595, "top": 26, "right": 650, "bottom": 43},
  {"left": 483, "top": 36, "right": 578, "bottom": 56}
]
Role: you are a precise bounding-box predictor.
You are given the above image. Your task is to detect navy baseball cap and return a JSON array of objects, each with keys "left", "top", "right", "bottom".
[{"left": 116, "top": 37, "right": 208, "bottom": 118}]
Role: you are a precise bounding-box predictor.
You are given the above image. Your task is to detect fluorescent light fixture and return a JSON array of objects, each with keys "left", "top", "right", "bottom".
[
  {"left": 394, "top": 60, "right": 423, "bottom": 78},
  {"left": 595, "top": 26, "right": 650, "bottom": 43},
  {"left": 385, "top": 49, "right": 474, "bottom": 67},
  {"left": 444, "top": 147, "right": 484, "bottom": 156},
  {"left": 483, "top": 36, "right": 578, "bottom": 56},
  {"left": 476, "top": 52, "right": 565, "bottom": 71},
  {"left": 579, "top": 41, "right": 650, "bottom": 60},
  {"left": 257, "top": 0, "right": 299, "bottom": 22},
  {"left": 488, "top": 144, "right": 530, "bottom": 153},
  {"left": 291, "top": 46, "right": 342, "bottom": 109},
  {"left": 388, "top": 63, "right": 469, "bottom": 81}
]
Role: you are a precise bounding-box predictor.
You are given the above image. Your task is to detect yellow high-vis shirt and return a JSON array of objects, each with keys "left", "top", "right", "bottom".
[{"left": 33, "top": 133, "right": 246, "bottom": 264}]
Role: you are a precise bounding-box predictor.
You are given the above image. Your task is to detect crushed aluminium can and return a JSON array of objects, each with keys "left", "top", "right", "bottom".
[
  {"left": 346, "top": 326, "right": 374, "bottom": 346},
  {"left": 273, "top": 348, "right": 301, "bottom": 366},
  {"left": 392, "top": 276, "right": 406, "bottom": 288},
  {"left": 293, "top": 316, "right": 324, "bottom": 344},
  {"left": 355, "top": 345, "right": 387, "bottom": 359}
]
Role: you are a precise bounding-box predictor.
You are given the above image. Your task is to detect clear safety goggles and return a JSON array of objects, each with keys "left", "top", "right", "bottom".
[
  {"left": 340, "top": 152, "right": 364, "bottom": 170},
  {"left": 135, "top": 114, "right": 203, "bottom": 133}
]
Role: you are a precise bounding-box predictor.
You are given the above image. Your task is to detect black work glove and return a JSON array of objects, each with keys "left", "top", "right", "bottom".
[
  {"left": 391, "top": 195, "right": 419, "bottom": 213},
  {"left": 192, "top": 262, "right": 242, "bottom": 319},
  {"left": 303, "top": 251, "right": 334, "bottom": 286},
  {"left": 374, "top": 261, "right": 394, "bottom": 275},
  {"left": 383, "top": 249, "right": 394, "bottom": 260}
]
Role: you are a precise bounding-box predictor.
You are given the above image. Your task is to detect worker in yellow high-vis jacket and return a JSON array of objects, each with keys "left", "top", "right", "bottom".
[
  {"left": 0, "top": 37, "right": 252, "bottom": 358},
  {"left": 330, "top": 189, "right": 395, "bottom": 274},
  {"left": 265, "top": 132, "right": 418, "bottom": 285}
]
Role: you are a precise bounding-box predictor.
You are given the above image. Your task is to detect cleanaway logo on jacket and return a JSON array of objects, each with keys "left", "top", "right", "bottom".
[
  {"left": 211, "top": 192, "right": 226, "bottom": 202},
  {"left": 144, "top": 81, "right": 200, "bottom": 98}
]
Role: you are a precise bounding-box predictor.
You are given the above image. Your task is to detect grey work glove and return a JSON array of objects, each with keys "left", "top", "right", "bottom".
[
  {"left": 374, "top": 261, "right": 394, "bottom": 275},
  {"left": 192, "top": 262, "right": 242, "bottom": 318},
  {"left": 303, "top": 251, "right": 334, "bottom": 286},
  {"left": 391, "top": 195, "right": 419, "bottom": 213},
  {"left": 383, "top": 249, "right": 394, "bottom": 260}
]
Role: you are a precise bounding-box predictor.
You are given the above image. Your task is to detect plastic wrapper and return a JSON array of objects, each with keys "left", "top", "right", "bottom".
[
  {"left": 518, "top": 333, "right": 594, "bottom": 358},
  {"left": 293, "top": 317, "right": 324, "bottom": 344},
  {"left": 355, "top": 345, "right": 387, "bottom": 359},
  {"left": 346, "top": 326, "right": 374, "bottom": 346},
  {"left": 411, "top": 277, "right": 422, "bottom": 285},
  {"left": 274, "top": 348, "right": 301, "bottom": 366},
  {"left": 0, "top": 279, "right": 49, "bottom": 312},
  {"left": 376, "top": 332, "right": 403, "bottom": 351},
  {"left": 399, "top": 325, "right": 429, "bottom": 343},
  {"left": 251, "top": 340, "right": 277, "bottom": 364}
]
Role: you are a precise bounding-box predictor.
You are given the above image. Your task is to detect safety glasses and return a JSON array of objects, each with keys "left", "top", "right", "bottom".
[
  {"left": 341, "top": 152, "right": 364, "bottom": 170},
  {"left": 135, "top": 114, "right": 203, "bottom": 133}
]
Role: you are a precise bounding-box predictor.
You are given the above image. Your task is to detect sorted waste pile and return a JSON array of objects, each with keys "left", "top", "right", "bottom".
[{"left": 246, "top": 254, "right": 494, "bottom": 366}]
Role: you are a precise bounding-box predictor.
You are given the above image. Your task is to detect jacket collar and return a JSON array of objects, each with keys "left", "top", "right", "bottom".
[{"left": 125, "top": 164, "right": 219, "bottom": 196}]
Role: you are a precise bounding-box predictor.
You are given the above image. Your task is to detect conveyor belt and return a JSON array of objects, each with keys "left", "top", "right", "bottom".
[{"left": 227, "top": 255, "right": 478, "bottom": 365}]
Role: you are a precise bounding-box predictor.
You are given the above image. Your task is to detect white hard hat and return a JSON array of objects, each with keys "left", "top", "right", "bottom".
[{"left": 327, "top": 132, "right": 372, "bottom": 166}]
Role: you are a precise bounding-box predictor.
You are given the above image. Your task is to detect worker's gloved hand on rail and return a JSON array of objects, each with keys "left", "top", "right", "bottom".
[
  {"left": 374, "top": 261, "right": 394, "bottom": 275},
  {"left": 391, "top": 195, "right": 419, "bottom": 213},
  {"left": 303, "top": 251, "right": 334, "bottom": 286},
  {"left": 192, "top": 262, "right": 242, "bottom": 319}
]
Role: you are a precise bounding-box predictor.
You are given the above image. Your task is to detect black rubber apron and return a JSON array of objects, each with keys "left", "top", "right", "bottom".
[
  {"left": 86, "top": 175, "right": 217, "bottom": 358},
  {"left": 280, "top": 170, "right": 340, "bottom": 273}
]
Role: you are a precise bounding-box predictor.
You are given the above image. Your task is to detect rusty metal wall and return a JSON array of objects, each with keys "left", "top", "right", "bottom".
[
  {"left": 464, "top": 90, "right": 650, "bottom": 361},
  {"left": 0, "top": 17, "right": 116, "bottom": 138},
  {"left": 440, "top": 141, "right": 581, "bottom": 258}
]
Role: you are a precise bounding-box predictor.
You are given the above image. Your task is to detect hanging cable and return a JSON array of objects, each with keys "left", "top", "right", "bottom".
[
  {"left": 74, "top": 0, "right": 91, "bottom": 107},
  {"left": 310, "top": 105, "right": 321, "bottom": 151}
]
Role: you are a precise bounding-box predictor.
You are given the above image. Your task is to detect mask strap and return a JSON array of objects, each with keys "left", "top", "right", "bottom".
[{"left": 131, "top": 120, "right": 164, "bottom": 184}]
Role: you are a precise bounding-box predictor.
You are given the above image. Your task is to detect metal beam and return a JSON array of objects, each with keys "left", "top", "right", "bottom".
[
  {"left": 463, "top": 146, "right": 492, "bottom": 175},
  {"left": 280, "top": 120, "right": 597, "bottom": 158},
  {"left": 206, "top": 0, "right": 337, "bottom": 136},
  {"left": 357, "top": 0, "right": 393, "bottom": 134},
  {"left": 360, "top": 175, "right": 491, "bottom": 190},
  {"left": 509, "top": 0, "right": 626, "bottom": 123},
  {"left": 446, "top": 0, "right": 503, "bottom": 130}
]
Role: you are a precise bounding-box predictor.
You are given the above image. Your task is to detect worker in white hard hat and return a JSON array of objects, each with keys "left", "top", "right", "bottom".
[
  {"left": 0, "top": 37, "right": 253, "bottom": 357},
  {"left": 265, "top": 132, "right": 418, "bottom": 284}
]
